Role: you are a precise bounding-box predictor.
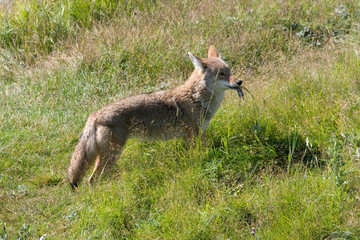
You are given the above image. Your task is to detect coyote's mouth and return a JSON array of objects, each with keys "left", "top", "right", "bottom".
[{"left": 229, "top": 80, "right": 244, "bottom": 98}]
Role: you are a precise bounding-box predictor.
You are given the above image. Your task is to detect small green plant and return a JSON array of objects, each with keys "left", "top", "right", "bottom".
[
  {"left": 326, "top": 135, "right": 348, "bottom": 187},
  {"left": 0, "top": 222, "right": 7, "bottom": 240}
]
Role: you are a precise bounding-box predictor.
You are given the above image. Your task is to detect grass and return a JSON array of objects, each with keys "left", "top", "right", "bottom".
[{"left": 1, "top": 0, "right": 360, "bottom": 239}]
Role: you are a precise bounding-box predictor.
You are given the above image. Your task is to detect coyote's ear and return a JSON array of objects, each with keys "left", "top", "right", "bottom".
[
  {"left": 208, "top": 45, "right": 220, "bottom": 59},
  {"left": 188, "top": 52, "right": 207, "bottom": 71}
]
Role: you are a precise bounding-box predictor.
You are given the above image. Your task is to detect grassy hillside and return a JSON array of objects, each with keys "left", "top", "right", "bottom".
[{"left": 1, "top": 0, "right": 360, "bottom": 239}]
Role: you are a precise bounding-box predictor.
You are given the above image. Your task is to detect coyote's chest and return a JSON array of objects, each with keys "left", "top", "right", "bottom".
[{"left": 197, "top": 89, "right": 225, "bottom": 129}]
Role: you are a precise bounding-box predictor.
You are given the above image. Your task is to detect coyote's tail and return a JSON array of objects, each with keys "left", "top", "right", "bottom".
[{"left": 67, "top": 120, "right": 97, "bottom": 190}]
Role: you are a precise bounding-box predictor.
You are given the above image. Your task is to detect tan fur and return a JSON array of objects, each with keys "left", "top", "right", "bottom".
[{"left": 67, "top": 46, "right": 242, "bottom": 189}]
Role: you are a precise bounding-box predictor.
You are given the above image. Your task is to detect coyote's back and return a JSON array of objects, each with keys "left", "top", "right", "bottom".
[{"left": 67, "top": 46, "right": 243, "bottom": 189}]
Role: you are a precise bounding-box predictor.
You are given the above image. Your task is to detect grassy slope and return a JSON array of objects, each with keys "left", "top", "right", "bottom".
[{"left": 1, "top": 0, "right": 360, "bottom": 239}]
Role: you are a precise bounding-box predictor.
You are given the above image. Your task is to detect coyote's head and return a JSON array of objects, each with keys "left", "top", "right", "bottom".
[{"left": 188, "top": 46, "right": 244, "bottom": 97}]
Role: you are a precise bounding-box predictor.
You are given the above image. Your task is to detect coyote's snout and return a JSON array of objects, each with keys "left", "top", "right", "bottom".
[{"left": 67, "top": 46, "right": 243, "bottom": 189}]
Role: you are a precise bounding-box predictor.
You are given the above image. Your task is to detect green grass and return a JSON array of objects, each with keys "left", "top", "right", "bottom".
[{"left": 1, "top": 0, "right": 360, "bottom": 239}]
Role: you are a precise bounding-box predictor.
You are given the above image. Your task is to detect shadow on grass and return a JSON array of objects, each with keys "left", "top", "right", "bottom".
[{"left": 204, "top": 120, "right": 322, "bottom": 184}]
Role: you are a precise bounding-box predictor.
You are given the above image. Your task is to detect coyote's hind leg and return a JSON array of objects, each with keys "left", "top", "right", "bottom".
[
  {"left": 88, "top": 149, "right": 122, "bottom": 187},
  {"left": 88, "top": 125, "right": 127, "bottom": 187}
]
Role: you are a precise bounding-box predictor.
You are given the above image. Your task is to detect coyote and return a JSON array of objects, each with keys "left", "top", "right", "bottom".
[{"left": 67, "top": 46, "right": 243, "bottom": 189}]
